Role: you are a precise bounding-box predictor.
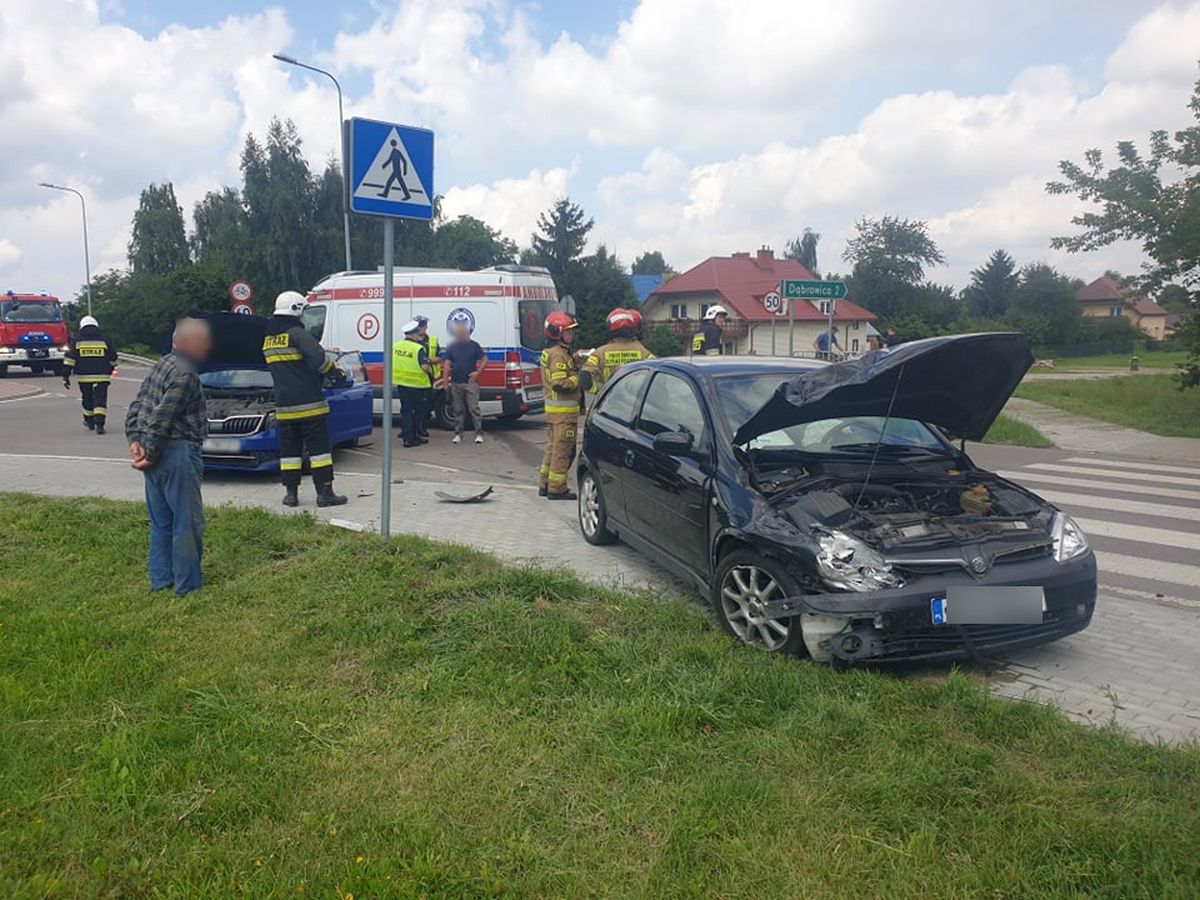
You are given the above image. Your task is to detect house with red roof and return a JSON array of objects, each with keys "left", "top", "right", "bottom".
[
  {"left": 641, "top": 247, "right": 877, "bottom": 356},
  {"left": 1077, "top": 276, "right": 1171, "bottom": 340}
]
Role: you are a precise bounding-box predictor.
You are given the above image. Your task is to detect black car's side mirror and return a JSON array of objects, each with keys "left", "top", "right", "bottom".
[{"left": 653, "top": 431, "right": 694, "bottom": 455}]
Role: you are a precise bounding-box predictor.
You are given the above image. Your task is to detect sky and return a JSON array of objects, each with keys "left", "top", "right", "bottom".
[{"left": 2, "top": 0, "right": 1200, "bottom": 303}]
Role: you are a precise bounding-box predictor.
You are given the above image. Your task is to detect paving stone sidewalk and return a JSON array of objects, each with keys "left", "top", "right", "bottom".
[{"left": 1003, "top": 396, "right": 1200, "bottom": 463}]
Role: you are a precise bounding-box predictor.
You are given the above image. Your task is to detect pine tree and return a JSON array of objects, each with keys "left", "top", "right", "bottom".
[
  {"left": 528, "top": 199, "right": 593, "bottom": 278},
  {"left": 128, "top": 183, "right": 190, "bottom": 275},
  {"left": 964, "top": 249, "right": 1019, "bottom": 319},
  {"left": 784, "top": 228, "right": 820, "bottom": 275}
]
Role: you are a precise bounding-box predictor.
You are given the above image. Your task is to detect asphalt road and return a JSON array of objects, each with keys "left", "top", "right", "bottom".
[{"left": 3, "top": 363, "right": 1198, "bottom": 741}]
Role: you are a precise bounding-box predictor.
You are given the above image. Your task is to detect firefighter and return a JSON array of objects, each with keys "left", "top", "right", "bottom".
[
  {"left": 538, "top": 311, "right": 581, "bottom": 500},
  {"left": 691, "top": 304, "right": 728, "bottom": 356},
  {"left": 414, "top": 314, "right": 439, "bottom": 437},
  {"left": 63, "top": 315, "right": 118, "bottom": 434},
  {"left": 580, "top": 308, "right": 655, "bottom": 394},
  {"left": 263, "top": 291, "right": 348, "bottom": 508}
]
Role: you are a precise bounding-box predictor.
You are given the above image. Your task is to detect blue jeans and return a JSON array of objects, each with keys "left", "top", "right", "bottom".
[{"left": 143, "top": 440, "right": 205, "bottom": 596}]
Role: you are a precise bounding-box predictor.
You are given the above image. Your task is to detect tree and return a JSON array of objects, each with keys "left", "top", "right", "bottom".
[
  {"left": 557, "top": 244, "right": 637, "bottom": 347},
  {"left": 1007, "top": 264, "right": 1082, "bottom": 347},
  {"left": 1048, "top": 69, "right": 1200, "bottom": 384},
  {"left": 643, "top": 324, "right": 684, "bottom": 357},
  {"left": 842, "top": 216, "right": 946, "bottom": 320},
  {"left": 528, "top": 198, "right": 593, "bottom": 278},
  {"left": 784, "top": 228, "right": 821, "bottom": 275},
  {"left": 963, "top": 249, "right": 1019, "bottom": 319},
  {"left": 128, "top": 182, "right": 190, "bottom": 275},
  {"left": 434, "top": 215, "right": 517, "bottom": 270},
  {"left": 1156, "top": 284, "right": 1195, "bottom": 314},
  {"left": 631, "top": 250, "right": 670, "bottom": 276}
]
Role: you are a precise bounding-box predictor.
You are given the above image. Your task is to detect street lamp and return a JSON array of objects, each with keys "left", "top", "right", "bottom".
[
  {"left": 39, "top": 182, "right": 93, "bottom": 315},
  {"left": 273, "top": 52, "right": 353, "bottom": 272}
]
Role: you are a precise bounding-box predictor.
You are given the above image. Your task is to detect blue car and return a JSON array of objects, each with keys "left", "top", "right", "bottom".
[{"left": 195, "top": 314, "right": 373, "bottom": 472}]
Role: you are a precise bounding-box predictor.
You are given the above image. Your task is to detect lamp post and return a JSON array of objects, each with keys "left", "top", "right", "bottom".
[
  {"left": 38, "top": 182, "right": 93, "bottom": 315},
  {"left": 273, "top": 52, "right": 353, "bottom": 272}
]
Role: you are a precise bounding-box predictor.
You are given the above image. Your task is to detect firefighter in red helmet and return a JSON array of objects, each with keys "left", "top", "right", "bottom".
[
  {"left": 538, "top": 311, "right": 581, "bottom": 499},
  {"left": 580, "top": 307, "right": 654, "bottom": 395}
]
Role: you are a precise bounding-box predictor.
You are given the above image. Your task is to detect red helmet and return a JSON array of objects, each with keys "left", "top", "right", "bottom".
[
  {"left": 544, "top": 310, "right": 578, "bottom": 340},
  {"left": 628, "top": 308, "right": 643, "bottom": 331},
  {"left": 605, "top": 307, "right": 637, "bottom": 334}
]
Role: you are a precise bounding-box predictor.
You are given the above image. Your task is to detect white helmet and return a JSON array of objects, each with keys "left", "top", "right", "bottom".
[
  {"left": 704, "top": 304, "right": 729, "bottom": 320},
  {"left": 79, "top": 315, "right": 99, "bottom": 328},
  {"left": 274, "top": 291, "right": 307, "bottom": 316}
]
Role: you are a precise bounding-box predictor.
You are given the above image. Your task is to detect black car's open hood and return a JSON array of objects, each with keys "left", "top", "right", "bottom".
[{"left": 733, "top": 332, "right": 1034, "bottom": 445}]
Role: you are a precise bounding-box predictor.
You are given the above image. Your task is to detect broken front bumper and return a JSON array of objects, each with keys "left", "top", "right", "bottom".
[{"left": 764, "top": 551, "right": 1097, "bottom": 663}]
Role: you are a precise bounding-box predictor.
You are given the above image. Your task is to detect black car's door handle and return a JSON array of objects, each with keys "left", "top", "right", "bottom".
[{"left": 624, "top": 449, "right": 635, "bottom": 468}]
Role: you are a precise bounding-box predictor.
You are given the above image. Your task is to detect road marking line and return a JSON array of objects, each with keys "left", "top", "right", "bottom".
[
  {"left": 0, "top": 452, "right": 130, "bottom": 463},
  {"left": 0, "top": 392, "right": 46, "bottom": 404},
  {"left": 1032, "top": 488, "right": 1196, "bottom": 522},
  {"left": 1074, "top": 517, "right": 1200, "bottom": 552},
  {"left": 999, "top": 471, "right": 1200, "bottom": 503},
  {"left": 1095, "top": 551, "right": 1200, "bottom": 590},
  {"left": 1060, "top": 457, "right": 1200, "bottom": 477},
  {"left": 1023, "top": 462, "right": 1200, "bottom": 488},
  {"left": 1099, "top": 582, "right": 1200, "bottom": 610},
  {"left": 412, "top": 461, "right": 461, "bottom": 473}
]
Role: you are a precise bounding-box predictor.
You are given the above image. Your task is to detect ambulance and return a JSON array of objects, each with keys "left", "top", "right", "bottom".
[{"left": 303, "top": 265, "right": 560, "bottom": 421}]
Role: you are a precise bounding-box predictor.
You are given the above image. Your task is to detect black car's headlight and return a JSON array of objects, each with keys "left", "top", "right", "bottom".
[
  {"left": 1051, "top": 512, "right": 1089, "bottom": 562},
  {"left": 814, "top": 529, "right": 904, "bottom": 591}
]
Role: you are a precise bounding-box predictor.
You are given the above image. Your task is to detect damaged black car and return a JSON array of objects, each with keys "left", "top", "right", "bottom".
[{"left": 575, "top": 333, "right": 1096, "bottom": 663}]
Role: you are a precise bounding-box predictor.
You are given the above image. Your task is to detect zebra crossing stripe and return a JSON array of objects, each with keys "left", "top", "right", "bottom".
[
  {"left": 1095, "top": 551, "right": 1200, "bottom": 590},
  {"left": 1060, "top": 457, "right": 1200, "bottom": 477},
  {"left": 1075, "top": 517, "right": 1200, "bottom": 552},
  {"left": 999, "top": 471, "right": 1200, "bottom": 504},
  {"left": 1023, "top": 462, "right": 1200, "bottom": 488},
  {"left": 1031, "top": 489, "right": 1197, "bottom": 522}
]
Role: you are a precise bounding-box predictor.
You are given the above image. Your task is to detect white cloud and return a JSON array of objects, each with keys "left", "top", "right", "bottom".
[
  {"left": 0, "top": 240, "right": 22, "bottom": 266},
  {"left": 440, "top": 165, "right": 573, "bottom": 247}
]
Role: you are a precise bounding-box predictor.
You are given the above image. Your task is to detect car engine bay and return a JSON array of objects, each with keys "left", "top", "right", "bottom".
[{"left": 766, "top": 467, "right": 1055, "bottom": 552}]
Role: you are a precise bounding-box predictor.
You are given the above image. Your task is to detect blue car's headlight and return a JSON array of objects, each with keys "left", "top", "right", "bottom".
[{"left": 1051, "top": 513, "right": 1089, "bottom": 562}]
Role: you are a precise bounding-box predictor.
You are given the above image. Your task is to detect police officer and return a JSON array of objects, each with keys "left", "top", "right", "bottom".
[
  {"left": 392, "top": 320, "right": 432, "bottom": 448},
  {"left": 539, "top": 311, "right": 581, "bottom": 500},
  {"left": 63, "top": 314, "right": 118, "bottom": 434},
  {"left": 580, "top": 308, "right": 654, "bottom": 394},
  {"left": 263, "top": 291, "right": 348, "bottom": 508},
  {"left": 691, "top": 304, "right": 728, "bottom": 356},
  {"left": 414, "top": 314, "right": 440, "bottom": 437}
]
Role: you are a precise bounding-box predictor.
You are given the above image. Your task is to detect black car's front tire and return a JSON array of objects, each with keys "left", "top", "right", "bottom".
[
  {"left": 712, "top": 549, "right": 807, "bottom": 655},
  {"left": 577, "top": 467, "right": 616, "bottom": 545}
]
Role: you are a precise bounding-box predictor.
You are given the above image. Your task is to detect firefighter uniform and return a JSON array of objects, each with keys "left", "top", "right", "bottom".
[
  {"left": 262, "top": 312, "right": 343, "bottom": 502},
  {"left": 581, "top": 338, "right": 654, "bottom": 394},
  {"left": 64, "top": 322, "right": 117, "bottom": 432},
  {"left": 539, "top": 342, "right": 581, "bottom": 496},
  {"left": 691, "top": 320, "right": 723, "bottom": 356}
]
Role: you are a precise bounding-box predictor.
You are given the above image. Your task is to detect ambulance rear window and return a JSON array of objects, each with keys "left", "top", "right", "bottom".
[{"left": 519, "top": 299, "right": 556, "bottom": 349}]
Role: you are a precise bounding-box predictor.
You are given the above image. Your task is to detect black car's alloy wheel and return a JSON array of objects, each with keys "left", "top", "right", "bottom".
[
  {"left": 712, "top": 550, "right": 807, "bottom": 654},
  {"left": 578, "top": 468, "right": 616, "bottom": 545}
]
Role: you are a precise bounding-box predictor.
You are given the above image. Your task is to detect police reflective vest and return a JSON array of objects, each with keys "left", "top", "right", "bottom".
[
  {"left": 392, "top": 338, "right": 429, "bottom": 388},
  {"left": 65, "top": 325, "right": 117, "bottom": 383},
  {"left": 262, "top": 316, "right": 334, "bottom": 420},
  {"left": 540, "top": 343, "right": 581, "bottom": 416},
  {"left": 427, "top": 334, "right": 441, "bottom": 382},
  {"left": 582, "top": 338, "right": 654, "bottom": 393}
]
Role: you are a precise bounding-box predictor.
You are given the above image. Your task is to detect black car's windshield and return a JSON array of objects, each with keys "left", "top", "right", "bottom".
[
  {"left": 714, "top": 373, "right": 946, "bottom": 454},
  {"left": 1, "top": 299, "right": 62, "bottom": 324},
  {"left": 199, "top": 369, "right": 274, "bottom": 390}
]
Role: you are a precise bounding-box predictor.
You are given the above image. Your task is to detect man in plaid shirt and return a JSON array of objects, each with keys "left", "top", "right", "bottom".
[{"left": 124, "top": 318, "right": 212, "bottom": 597}]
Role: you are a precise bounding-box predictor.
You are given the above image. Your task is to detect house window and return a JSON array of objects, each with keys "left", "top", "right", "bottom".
[
  {"left": 1110, "top": 305, "right": 1123, "bottom": 317},
  {"left": 669, "top": 303, "right": 687, "bottom": 320},
  {"left": 817, "top": 300, "right": 832, "bottom": 315},
  {"left": 850, "top": 320, "right": 860, "bottom": 330},
  {"left": 699, "top": 303, "right": 711, "bottom": 319},
  {"left": 851, "top": 338, "right": 860, "bottom": 352}
]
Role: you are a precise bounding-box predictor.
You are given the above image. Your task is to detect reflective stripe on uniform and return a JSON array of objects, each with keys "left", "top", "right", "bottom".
[
  {"left": 280, "top": 456, "right": 303, "bottom": 471},
  {"left": 63, "top": 358, "right": 76, "bottom": 367},
  {"left": 92, "top": 407, "right": 107, "bottom": 415},
  {"left": 705, "top": 349, "right": 720, "bottom": 356},
  {"left": 544, "top": 402, "right": 579, "bottom": 414},
  {"left": 276, "top": 400, "right": 329, "bottom": 420},
  {"left": 263, "top": 349, "right": 304, "bottom": 363},
  {"left": 309, "top": 453, "right": 333, "bottom": 468},
  {"left": 547, "top": 471, "right": 569, "bottom": 484},
  {"left": 77, "top": 375, "right": 112, "bottom": 384},
  {"left": 82, "top": 409, "right": 94, "bottom": 417}
]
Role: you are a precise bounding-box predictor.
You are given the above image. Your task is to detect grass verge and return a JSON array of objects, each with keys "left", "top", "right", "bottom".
[
  {"left": 2, "top": 494, "right": 1198, "bottom": 898},
  {"left": 982, "top": 414, "right": 1054, "bottom": 448},
  {"left": 1046, "top": 350, "right": 1188, "bottom": 371},
  {"left": 1015, "top": 374, "right": 1200, "bottom": 438}
]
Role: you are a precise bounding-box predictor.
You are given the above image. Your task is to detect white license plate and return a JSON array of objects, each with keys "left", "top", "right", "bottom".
[
  {"left": 202, "top": 437, "right": 242, "bottom": 453},
  {"left": 525, "top": 387, "right": 544, "bottom": 401}
]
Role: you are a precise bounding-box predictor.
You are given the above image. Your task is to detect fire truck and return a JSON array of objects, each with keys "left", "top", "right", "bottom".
[
  {"left": 304, "top": 266, "right": 560, "bottom": 421},
  {"left": 0, "top": 291, "right": 70, "bottom": 376}
]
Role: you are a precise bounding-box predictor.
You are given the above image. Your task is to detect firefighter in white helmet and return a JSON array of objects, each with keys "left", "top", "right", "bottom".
[
  {"left": 692, "top": 305, "right": 728, "bottom": 356},
  {"left": 262, "top": 291, "right": 348, "bottom": 508},
  {"left": 63, "top": 314, "right": 118, "bottom": 434}
]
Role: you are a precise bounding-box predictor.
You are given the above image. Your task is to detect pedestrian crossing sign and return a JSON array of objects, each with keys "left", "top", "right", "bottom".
[{"left": 347, "top": 117, "right": 435, "bottom": 220}]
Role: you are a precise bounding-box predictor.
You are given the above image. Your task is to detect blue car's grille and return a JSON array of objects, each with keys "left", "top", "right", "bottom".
[{"left": 207, "top": 415, "right": 265, "bottom": 435}]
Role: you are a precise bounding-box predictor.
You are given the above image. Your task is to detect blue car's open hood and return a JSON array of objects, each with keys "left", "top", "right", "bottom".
[
  {"left": 161, "top": 312, "right": 271, "bottom": 372},
  {"left": 732, "top": 332, "right": 1034, "bottom": 445}
]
